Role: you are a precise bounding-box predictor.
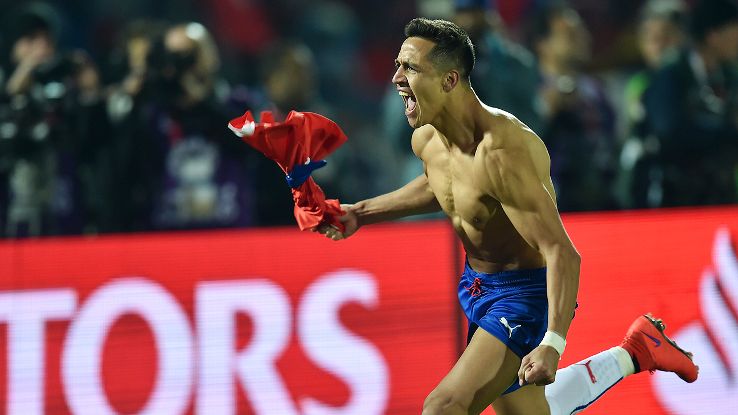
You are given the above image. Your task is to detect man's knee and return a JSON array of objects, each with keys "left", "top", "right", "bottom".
[{"left": 422, "top": 388, "right": 470, "bottom": 415}]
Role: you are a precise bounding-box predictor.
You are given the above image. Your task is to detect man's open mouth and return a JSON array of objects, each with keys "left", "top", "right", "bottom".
[{"left": 399, "top": 91, "right": 417, "bottom": 116}]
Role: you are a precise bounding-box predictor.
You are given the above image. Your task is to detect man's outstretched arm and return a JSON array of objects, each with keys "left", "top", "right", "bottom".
[
  {"left": 319, "top": 173, "right": 441, "bottom": 240},
  {"left": 320, "top": 126, "right": 441, "bottom": 240},
  {"left": 354, "top": 173, "right": 441, "bottom": 224}
]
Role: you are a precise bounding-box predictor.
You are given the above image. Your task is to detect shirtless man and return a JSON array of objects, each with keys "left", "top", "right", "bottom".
[{"left": 319, "top": 18, "right": 697, "bottom": 414}]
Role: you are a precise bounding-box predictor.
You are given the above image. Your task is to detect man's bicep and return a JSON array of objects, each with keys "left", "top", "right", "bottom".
[
  {"left": 485, "top": 151, "right": 570, "bottom": 253},
  {"left": 500, "top": 184, "right": 569, "bottom": 254}
]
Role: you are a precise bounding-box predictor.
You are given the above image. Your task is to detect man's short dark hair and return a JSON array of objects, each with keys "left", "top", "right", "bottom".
[
  {"left": 404, "top": 18, "right": 475, "bottom": 80},
  {"left": 690, "top": 0, "right": 738, "bottom": 43}
]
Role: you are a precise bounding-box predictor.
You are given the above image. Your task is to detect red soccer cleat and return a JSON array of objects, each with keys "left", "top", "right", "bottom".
[{"left": 620, "top": 314, "right": 699, "bottom": 383}]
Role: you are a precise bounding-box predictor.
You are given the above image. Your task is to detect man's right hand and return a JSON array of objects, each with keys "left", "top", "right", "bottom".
[{"left": 316, "top": 204, "right": 358, "bottom": 240}]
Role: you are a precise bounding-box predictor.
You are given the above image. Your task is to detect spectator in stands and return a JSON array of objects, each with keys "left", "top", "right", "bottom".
[
  {"left": 259, "top": 41, "right": 332, "bottom": 120},
  {"left": 256, "top": 40, "right": 398, "bottom": 209},
  {"left": 643, "top": 0, "right": 738, "bottom": 207},
  {"left": 0, "top": 3, "right": 108, "bottom": 237},
  {"left": 619, "top": 0, "right": 687, "bottom": 208},
  {"left": 453, "top": 0, "right": 542, "bottom": 132},
  {"left": 293, "top": 0, "right": 363, "bottom": 114},
  {"left": 251, "top": 41, "right": 332, "bottom": 225},
  {"left": 529, "top": 1, "right": 618, "bottom": 211},
  {"left": 101, "top": 19, "right": 166, "bottom": 232},
  {"left": 106, "top": 19, "right": 166, "bottom": 122},
  {"left": 119, "top": 22, "right": 260, "bottom": 231}
]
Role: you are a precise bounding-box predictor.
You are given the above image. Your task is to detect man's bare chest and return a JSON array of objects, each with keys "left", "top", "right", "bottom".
[{"left": 424, "top": 153, "right": 500, "bottom": 229}]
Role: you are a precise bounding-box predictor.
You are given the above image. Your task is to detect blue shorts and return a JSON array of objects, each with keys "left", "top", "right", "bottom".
[{"left": 458, "top": 260, "right": 548, "bottom": 395}]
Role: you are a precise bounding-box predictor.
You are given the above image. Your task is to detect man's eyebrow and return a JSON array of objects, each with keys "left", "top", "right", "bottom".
[{"left": 395, "top": 58, "right": 419, "bottom": 67}]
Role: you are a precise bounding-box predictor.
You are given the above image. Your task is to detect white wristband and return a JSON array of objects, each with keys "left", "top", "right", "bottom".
[{"left": 540, "top": 331, "right": 566, "bottom": 357}]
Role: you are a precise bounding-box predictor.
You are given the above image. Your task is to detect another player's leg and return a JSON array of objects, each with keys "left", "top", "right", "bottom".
[{"left": 422, "top": 328, "right": 524, "bottom": 415}]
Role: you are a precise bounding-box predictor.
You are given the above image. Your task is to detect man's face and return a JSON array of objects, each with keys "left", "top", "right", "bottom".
[
  {"left": 266, "top": 48, "right": 315, "bottom": 108},
  {"left": 541, "top": 12, "right": 591, "bottom": 70},
  {"left": 392, "top": 37, "right": 446, "bottom": 128},
  {"left": 12, "top": 32, "right": 53, "bottom": 65},
  {"left": 163, "top": 27, "right": 198, "bottom": 77},
  {"left": 708, "top": 22, "right": 738, "bottom": 62},
  {"left": 639, "top": 18, "right": 683, "bottom": 68}
]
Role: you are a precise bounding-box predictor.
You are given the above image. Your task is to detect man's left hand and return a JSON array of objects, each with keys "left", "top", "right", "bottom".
[{"left": 518, "top": 345, "right": 561, "bottom": 386}]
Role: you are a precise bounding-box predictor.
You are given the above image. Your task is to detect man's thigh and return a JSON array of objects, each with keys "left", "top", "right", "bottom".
[
  {"left": 492, "top": 384, "right": 550, "bottom": 415},
  {"left": 431, "top": 327, "right": 523, "bottom": 415}
]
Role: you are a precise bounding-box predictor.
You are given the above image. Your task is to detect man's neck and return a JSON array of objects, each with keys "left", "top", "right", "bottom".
[{"left": 431, "top": 87, "right": 485, "bottom": 153}]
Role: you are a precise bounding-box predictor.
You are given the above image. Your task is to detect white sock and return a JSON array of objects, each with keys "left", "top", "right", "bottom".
[
  {"left": 608, "top": 346, "right": 635, "bottom": 376},
  {"left": 545, "top": 347, "right": 632, "bottom": 415}
]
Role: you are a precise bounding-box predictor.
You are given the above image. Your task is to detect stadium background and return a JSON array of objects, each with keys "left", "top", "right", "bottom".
[{"left": 2, "top": 0, "right": 738, "bottom": 414}]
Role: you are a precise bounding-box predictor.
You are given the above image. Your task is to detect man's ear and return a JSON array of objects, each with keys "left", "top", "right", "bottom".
[{"left": 442, "top": 69, "right": 460, "bottom": 92}]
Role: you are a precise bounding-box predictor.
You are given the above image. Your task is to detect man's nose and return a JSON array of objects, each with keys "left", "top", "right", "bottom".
[{"left": 391, "top": 67, "right": 404, "bottom": 84}]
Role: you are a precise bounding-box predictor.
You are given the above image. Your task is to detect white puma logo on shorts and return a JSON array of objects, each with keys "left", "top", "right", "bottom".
[{"left": 500, "top": 317, "right": 521, "bottom": 338}]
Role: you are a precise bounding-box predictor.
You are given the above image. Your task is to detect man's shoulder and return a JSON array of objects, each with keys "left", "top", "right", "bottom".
[
  {"left": 410, "top": 124, "right": 436, "bottom": 157},
  {"left": 476, "top": 109, "right": 547, "bottom": 176},
  {"left": 480, "top": 107, "right": 537, "bottom": 151}
]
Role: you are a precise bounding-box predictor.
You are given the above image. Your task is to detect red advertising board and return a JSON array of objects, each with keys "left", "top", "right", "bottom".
[
  {"left": 2, "top": 206, "right": 738, "bottom": 414},
  {"left": 0, "top": 222, "right": 459, "bottom": 415},
  {"left": 550, "top": 207, "right": 738, "bottom": 415}
]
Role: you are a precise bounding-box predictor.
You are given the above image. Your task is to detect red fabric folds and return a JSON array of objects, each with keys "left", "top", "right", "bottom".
[{"left": 228, "top": 110, "right": 347, "bottom": 231}]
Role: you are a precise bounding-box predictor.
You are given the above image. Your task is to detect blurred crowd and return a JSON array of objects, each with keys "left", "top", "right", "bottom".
[{"left": 1, "top": 0, "right": 737, "bottom": 238}]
